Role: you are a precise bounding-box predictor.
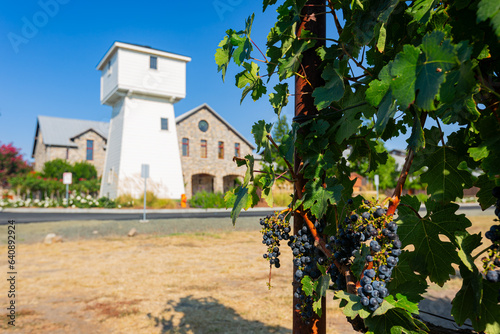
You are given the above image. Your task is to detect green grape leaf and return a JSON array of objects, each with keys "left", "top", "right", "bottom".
[
  {"left": 397, "top": 200, "right": 470, "bottom": 285},
  {"left": 215, "top": 35, "right": 234, "bottom": 81},
  {"left": 302, "top": 177, "right": 343, "bottom": 218},
  {"left": 278, "top": 133, "right": 295, "bottom": 168},
  {"left": 377, "top": 23, "right": 387, "bottom": 52},
  {"left": 477, "top": 0, "right": 500, "bottom": 37},
  {"left": 232, "top": 154, "right": 255, "bottom": 185},
  {"left": 390, "top": 44, "right": 420, "bottom": 109},
  {"left": 226, "top": 184, "right": 259, "bottom": 225},
  {"left": 456, "top": 232, "right": 482, "bottom": 272},
  {"left": 334, "top": 290, "right": 371, "bottom": 319},
  {"left": 263, "top": 0, "right": 278, "bottom": 12},
  {"left": 301, "top": 275, "right": 317, "bottom": 296},
  {"left": 451, "top": 264, "right": 483, "bottom": 327},
  {"left": 365, "top": 307, "right": 428, "bottom": 334},
  {"left": 389, "top": 294, "right": 420, "bottom": 315},
  {"left": 416, "top": 145, "right": 474, "bottom": 202},
  {"left": 235, "top": 62, "right": 267, "bottom": 103},
  {"left": 371, "top": 299, "right": 396, "bottom": 317},
  {"left": 312, "top": 63, "right": 345, "bottom": 110},
  {"left": 480, "top": 280, "right": 500, "bottom": 334},
  {"left": 278, "top": 39, "right": 315, "bottom": 80},
  {"left": 475, "top": 174, "right": 497, "bottom": 210},
  {"left": 387, "top": 251, "right": 428, "bottom": 303},
  {"left": 469, "top": 116, "right": 500, "bottom": 178},
  {"left": 366, "top": 65, "right": 392, "bottom": 107},
  {"left": 251, "top": 120, "right": 273, "bottom": 162},
  {"left": 373, "top": 92, "right": 397, "bottom": 136},
  {"left": 312, "top": 273, "right": 331, "bottom": 317},
  {"left": 469, "top": 145, "right": 490, "bottom": 161},
  {"left": 351, "top": 244, "right": 371, "bottom": 280},
  {"left": 269, "top": 83, "right": 289, "bottom": 117},
  {"left": 331, "top": 106, "right": 363, "bottom": 144},
  {"left": 407, "top": 0, "right": 436, "bottom": 25},
  {"left": 406, "top": 110, "right": 425, "bottom": 151},
  {"left": 390, "top": 31, "right": 457, "bottom": 111}
]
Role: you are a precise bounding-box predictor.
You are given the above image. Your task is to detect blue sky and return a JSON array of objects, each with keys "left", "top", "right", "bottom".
[{"left": 0, "top": 0, "right": 428, "bottom": 163}]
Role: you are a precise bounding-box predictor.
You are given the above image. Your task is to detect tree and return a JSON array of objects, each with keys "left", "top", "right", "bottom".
[
  {"left": 218, "top": 1, "right": 500, "bottom": 333},
  {"left": 351, "top": 141, "right": 399, "bottom": 190},
  {"left": 271, "top": 114, "right": 292, "bottom": 174},
  {"left": 0, "top": 142, "right": 31, "bottom": 187}
]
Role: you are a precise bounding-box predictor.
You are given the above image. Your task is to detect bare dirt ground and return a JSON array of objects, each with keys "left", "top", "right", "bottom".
[{"left": 0, "top": 214, "right": 495, "bottom": 333}]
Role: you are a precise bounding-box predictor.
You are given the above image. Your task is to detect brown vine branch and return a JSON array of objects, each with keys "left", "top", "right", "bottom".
[
  {"left": 299, "top": 36, "right": 339, "bottom": 43},
  {"left": 266, "top": 134, "right": 297, "bottom": 180},
  {"left": 296, "top": 210, "right": 332, "bottom": 258},
  {"left": 387, "top": 111, "right": 428, "bottom": 216},
  {"left": 249, "top": 37, "right": 268, "bottom": 63},
  {"left": 341, "top": 43, "right": 373, "bottom": 77},
  {"left": 254, "top": 170, "right": 293, "bottom": 183},
  {"left": 295, "top": 209, "right": 354, "bottom": 293},
  {"left": 328, "top": 2, "right": 343, "bottom": 35},
  {"left": 250, "top": 57, "right": 269, "bottom": 64}
]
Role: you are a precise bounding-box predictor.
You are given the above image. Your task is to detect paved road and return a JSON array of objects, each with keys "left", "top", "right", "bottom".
[{"left": 0, "top": 204, "right": 494, "bottom": 224}]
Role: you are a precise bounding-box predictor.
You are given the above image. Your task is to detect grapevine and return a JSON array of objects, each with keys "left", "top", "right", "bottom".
[
  {"left": 483, "top": 187, "right": 500, "bottom": 302},
  {"left": 218, "top": 0, "right": 500, "bottom": 333}
]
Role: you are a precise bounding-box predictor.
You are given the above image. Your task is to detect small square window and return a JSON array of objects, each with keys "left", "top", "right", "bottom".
[
  {"left": 150, "top": 56, "right": 158, "bottom": 70},
  {"left": 161, "top": 118, "right": 168, "bottom": 130},
  {"left": 107, "top": 60, "right": 112, "bottom": 75}
]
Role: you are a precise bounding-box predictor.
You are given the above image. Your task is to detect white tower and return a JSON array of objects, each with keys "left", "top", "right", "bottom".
[{"left": 97, "top": 42, "right": 190, "bottom": 199}]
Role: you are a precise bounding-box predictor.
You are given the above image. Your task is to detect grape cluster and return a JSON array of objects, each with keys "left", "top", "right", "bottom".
[
  {"left": 483, "top": 187, "right": 500, "bottom": 302},
  {"left": 328, "top": 199, "right": 401, "bottom": 311},
  {"left": 260, "top": 212, "right": 291, "bottom": 269},
  {"left": 358, "top": 269, "right": 389, "bottom": 311},
  {"left": 288, "top": 220, "right": 326, "bottom": 321}
]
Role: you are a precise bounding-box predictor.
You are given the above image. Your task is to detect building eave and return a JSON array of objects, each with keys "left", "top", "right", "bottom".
[
  {"left": 96, "top": 41, "right": 191, "bottom": 70},
  {"left": 176, "top": 103, "right": 256, "bottom": 150}
]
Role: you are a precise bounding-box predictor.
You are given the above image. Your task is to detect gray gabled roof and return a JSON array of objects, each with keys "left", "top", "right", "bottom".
[
  {"left": 176, "top": 103, "right": 255, "bottom": 149},
  {"left": 33, "top": 116, "right": 109, "bottom": 156}
]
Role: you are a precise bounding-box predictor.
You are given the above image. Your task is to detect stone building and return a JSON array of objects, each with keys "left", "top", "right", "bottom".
[
  {"left": 176, "top": 104, "right": 255, "bottom": 198},
  {"left": 32, "top": 116, "right": 109, "bottom": 176},
  {"left": 31, "top": 104, "right": 255, "bottom": 198}
]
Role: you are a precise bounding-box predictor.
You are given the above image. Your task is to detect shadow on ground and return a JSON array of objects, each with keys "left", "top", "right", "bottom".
[
  {"left": 147, "top": 295, "right": 290, "bottom": 334},
  {"left": 419, "top": 295, "right": 474, "bottom": 331}
]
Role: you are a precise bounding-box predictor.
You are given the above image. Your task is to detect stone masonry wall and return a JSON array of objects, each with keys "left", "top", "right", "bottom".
[
  {"left": 176, "top": 107, "right": 254, "bottom": 198},
  {"left": 34, "top": 130, "right": 107, "bottom": 176}
]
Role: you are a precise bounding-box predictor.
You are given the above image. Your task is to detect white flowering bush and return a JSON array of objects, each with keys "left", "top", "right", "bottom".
[{"left": 0, "top": 193, "right": 118, "bottom": 208}]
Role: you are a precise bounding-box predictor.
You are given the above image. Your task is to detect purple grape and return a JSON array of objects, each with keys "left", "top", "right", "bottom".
[{"left": 486, "top": 270, "right": 498, "bottom": 282}]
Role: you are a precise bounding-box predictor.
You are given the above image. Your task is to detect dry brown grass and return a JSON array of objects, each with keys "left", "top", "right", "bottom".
[
  {"left": 0, "top": 214, "right": 495, "bottom": 333},
  {"left": 0, "top": 230, "right": 353, "bottom": 334}
]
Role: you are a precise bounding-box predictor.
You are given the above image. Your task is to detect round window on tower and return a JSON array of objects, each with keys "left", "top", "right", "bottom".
[{"left": 198, "top": 120, "right": 209, "bottom": 132}]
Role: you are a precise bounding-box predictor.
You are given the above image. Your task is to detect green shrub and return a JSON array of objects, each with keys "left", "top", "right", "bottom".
[
  {"left": 272, "top": 191, "right": 292, "bottom": 207},
  {"left": 189, "top": 191, "right": 225, "bottom": 209},
  {"left": 73, "top": 161, "right": 98, "bottom": 180},
  {"left": 42, "top": 159, "right": 73, "bottom": 179}
]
